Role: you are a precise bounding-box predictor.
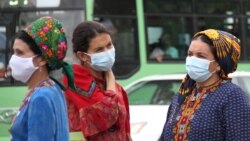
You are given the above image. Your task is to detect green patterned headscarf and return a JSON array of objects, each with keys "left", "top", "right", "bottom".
[
  {"left": 23, "top": 16, "right": 76, "bottom": 91},
  {"left": 24, "top": 16, "right": 67, "bottom": 70}
]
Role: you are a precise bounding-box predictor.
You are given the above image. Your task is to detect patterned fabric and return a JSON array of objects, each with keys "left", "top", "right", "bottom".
[
  {"left": 194, "top": 29, "right": 240, "bottom": 80},
  {"left": 160, "top": 81, "right": 250, "bottom": 141},
  {"left": 63, "top": 64, "right": 132, "bottom": 141},
  {"left": 15, "top": 79, "right": 54, "bottom": 114},
  {"left": 24, "top": 16, "right": 67, "bottom": 70},
  {"left": 160, "top": 29, "right": 250, "bottom": 141},
  {"left": 173, "top": 80, "right": 222, "bottom": 140},
  {"left": 10, "top": 79, "right": 69, "bottom": 141},
  {"left": 178, "top": 29, "right": 241, "bottom": 98}
]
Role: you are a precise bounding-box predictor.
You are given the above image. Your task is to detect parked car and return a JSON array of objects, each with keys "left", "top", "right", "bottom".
[
  {"left": 126, "top": 71, "right": 250, "bottom": 141},
  {"left": 1, "top": 72, "right": 250, "bottom": 141}
]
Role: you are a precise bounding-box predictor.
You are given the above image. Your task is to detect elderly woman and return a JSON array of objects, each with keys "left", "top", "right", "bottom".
[
  {"left": 160, "top": 29, "right": 250, "bottom": 141},
  {"left": 9, "top": 16, "right": 70, "bottom": 141}
]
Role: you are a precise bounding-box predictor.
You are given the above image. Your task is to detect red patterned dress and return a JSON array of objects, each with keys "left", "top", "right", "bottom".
[{"left": 63, "top": 64, "right": 131, "bottom": 141}]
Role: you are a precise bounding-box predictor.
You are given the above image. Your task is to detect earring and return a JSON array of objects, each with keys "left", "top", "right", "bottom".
[
  {"left": 39, "top": 67, "right": 42, "bottom": 72},
  {"left": 217, "top": 67, "right": 221, "bottom": 72}
]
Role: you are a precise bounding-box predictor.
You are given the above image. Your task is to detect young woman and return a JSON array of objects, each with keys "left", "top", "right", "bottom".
[
  {"left": 63, "top": 21, "right": 131, "bottom": 141},
  {"left": 9, "top": 16, "right": 69, "bottom": 141},
  {"left": 160, "top": 29, "right": 250, "bottom": 141}
]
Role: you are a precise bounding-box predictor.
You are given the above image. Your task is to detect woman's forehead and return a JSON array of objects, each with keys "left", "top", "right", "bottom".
[
  {"left": 13, "top": 39, "right": 33, "bottom": 55},
  {"left": 89, "top": 33, "right": 111, "bottom": 48},
  {"left": 188, "top": 39, "right": 212, "bottom": 53}
]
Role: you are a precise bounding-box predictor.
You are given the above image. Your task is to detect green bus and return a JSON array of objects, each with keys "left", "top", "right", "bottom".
[
  {"left": 1, "top": 0, "right": 250, "bottom": 140},
  {"left": 90, "top": 0, "right": 250, "bottom": 86}
]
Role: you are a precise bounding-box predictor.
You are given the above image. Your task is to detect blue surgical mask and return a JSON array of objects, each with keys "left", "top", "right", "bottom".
[
  {"left": 89, "top": 47, "right": 115, "bottom": 71},
  {"left": 185, "top": 56, "right": 214, "bottom": 82}
]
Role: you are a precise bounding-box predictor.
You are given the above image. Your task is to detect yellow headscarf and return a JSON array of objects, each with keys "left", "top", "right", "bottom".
[{"left": 178, "top": 29, "right": 241, "bottom": 101}]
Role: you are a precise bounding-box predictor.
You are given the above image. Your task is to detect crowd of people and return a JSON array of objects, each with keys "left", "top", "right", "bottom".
[{"left": 7, "top": 16, "right": 250, "bottom": 141}]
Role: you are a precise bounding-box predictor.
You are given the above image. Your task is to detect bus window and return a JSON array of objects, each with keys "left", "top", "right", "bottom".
[
  {"left": 0, "top": 31, "right": 6, "bottom": 78},
  {"left": 0, "top": 17, "right": 15, "bottom": 86},
  {"left": 94, "top": 0, "right": 139, "bottom": 79},
  {"left": 147, "top": 27, "right": 164, "bottom": 62},
  {"left": 0, "top": 0, "right": 86, "bottom": 86},
  {"left": 196, "top": 16, "right": 243, "bottom": 58},
  {"left": 196, "top": 0, "right": 240, "bottom": 14},
  {"left": 145, "top": 16, "right": 193, "bottom": 60},
  {"left": 244, "top": 1, "right": 250, "bottom": 60},
  {"left": 144, "top": 0, "right": 192, "bottom": 14},
  {"left": 94, "top": 0, "right": 136, "bottom": 15},
  {"left": 0, "top": 0, "right": 84, "bottom": 9},
  {"left": 144, "top": 0, "right": 248, "bottom": 62},
  {"left": 197, "top": 17, "right": 241, "bottom": 33}
]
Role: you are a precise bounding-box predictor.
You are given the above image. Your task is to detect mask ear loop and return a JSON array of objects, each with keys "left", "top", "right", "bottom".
[
  {"left": 210, "top": 60, "right": 220, "bottom": 74},
  {"left": 83, "top": 52, "right": 92, "bottom": 64},
  {"left": 34, "top": 56, "right": 42, "bottom": 72}
]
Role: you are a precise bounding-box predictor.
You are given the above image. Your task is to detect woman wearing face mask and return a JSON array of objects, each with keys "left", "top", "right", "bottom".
[
  {"left": 9, "top": 16, "right": 70, "bottom": 141},
  {"left": 159, "top": 29, "right": 250, "bottom": 141},
  {"left": 63, "top": 21, "right": 131, "bottom": 141}
]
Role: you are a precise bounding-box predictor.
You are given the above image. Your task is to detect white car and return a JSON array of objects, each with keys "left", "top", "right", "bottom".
[{"left": 126, "top": 71, "right": 250, "bottom": 141}]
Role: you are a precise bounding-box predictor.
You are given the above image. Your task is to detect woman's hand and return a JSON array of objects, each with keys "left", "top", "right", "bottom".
[{"left": 105, "top": 70, "right": 116, "bottom": 92}]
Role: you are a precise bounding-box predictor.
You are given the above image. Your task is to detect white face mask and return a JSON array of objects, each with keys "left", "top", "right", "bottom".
[
  {"left": 9, "top": 54, "right": 38, "bottom": 83},
  {"left": 88, "top": 47, "right": 115, "bottom": 71},
  {"left": 185, "top": 56, "right": 215, "bottom": 82}
]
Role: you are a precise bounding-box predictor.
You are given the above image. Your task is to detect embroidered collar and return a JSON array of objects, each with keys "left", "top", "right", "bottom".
[
  {"left": 173, "top": 79, "right": 222, "bottom": 140},
  {"left": 13, "top": 79, "right": 54, "bottom": 120}
]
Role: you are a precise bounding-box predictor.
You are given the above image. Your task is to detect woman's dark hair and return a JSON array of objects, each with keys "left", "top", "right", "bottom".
[
  {"left": 72, "top": 21, "right": 110, "bottom": 53},
  {"left": 15, "top": 31, "right": 42, "bottom": 55},
  {"left": 192, "top": 35, "right": 218, "bottom": 61}
]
